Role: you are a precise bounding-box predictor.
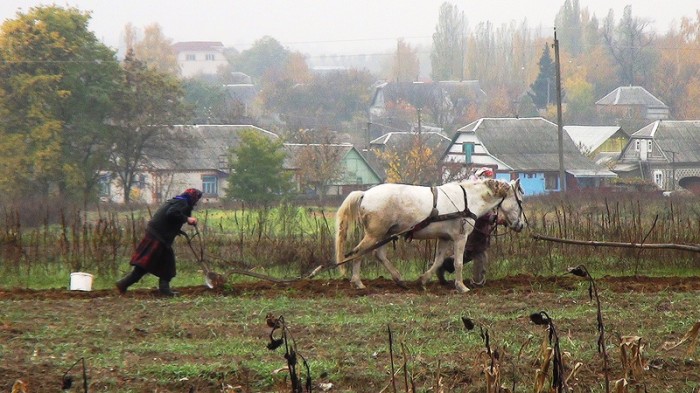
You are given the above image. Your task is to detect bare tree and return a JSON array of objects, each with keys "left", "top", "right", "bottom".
[
  {"left": 602, "top": 5, "right": 655, "bottom": 85},
  {"left": 289, "top": 129, "right": 345, "bottom": 204}
]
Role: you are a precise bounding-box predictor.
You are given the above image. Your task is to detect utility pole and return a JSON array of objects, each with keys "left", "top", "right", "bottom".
[{"left": 553, "top": 28, "right": 566, "bottom": 192}]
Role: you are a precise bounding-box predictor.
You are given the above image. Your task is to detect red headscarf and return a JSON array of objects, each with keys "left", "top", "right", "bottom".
[{"left": 181, "top": 188, "right": 203, "bottom": 205}]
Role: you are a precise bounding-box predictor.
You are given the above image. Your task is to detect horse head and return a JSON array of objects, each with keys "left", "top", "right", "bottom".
[{"left": 488, "top": 179, "right": 526, "bottom": 232}]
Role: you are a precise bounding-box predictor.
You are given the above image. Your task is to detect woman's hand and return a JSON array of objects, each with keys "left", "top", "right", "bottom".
[{"left": 187, "top": 217, "right": 198, "bottom": 226}]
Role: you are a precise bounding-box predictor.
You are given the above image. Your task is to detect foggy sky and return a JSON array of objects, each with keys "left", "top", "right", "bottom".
[{"left": 1, "top": 0, "right": 698, "bottom": 56}]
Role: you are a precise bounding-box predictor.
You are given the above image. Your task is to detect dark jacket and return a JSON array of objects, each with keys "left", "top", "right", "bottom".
[
  {"left": 130, "top": 197, "right": 193, "bottom": 279},
  {"left": 147, "top": 198, "right": 193, "bottom": 245},
  {"left": 464, "top": 212, "right": 496, "bottom": 253}
]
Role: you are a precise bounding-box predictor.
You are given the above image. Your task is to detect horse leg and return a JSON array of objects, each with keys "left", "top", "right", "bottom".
[
  {"left": 452, "top": 240, "right": 470, "bottom": 293},
  {"left": 471, "top": 250, "right": 488, "bottom": 287},
  {"left": 350, "top": 258, "right": 365, "bottom": 289},
  {"left": 373, "top": 245, "right": 408, "bottom": 289},
  {"left": 347, "top": 235, "right": 382, "bottom": 289},
  {"left": 419, "top": 239, "right": 451, "bottom": 289}
]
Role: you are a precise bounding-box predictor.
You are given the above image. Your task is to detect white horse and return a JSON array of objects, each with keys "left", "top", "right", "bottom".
[{"left": 334, "top": 178, "right": 526, "bottom": 293}]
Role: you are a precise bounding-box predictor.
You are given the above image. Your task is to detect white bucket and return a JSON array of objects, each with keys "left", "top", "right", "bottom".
[{"left": 69, "top": 272, "right": 93, "bottom": 291}]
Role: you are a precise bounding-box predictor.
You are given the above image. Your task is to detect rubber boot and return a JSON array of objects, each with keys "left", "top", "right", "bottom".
[
  {"left": 437, "top": 257, "right": 455, "bottom": 285},
  {"left": 158, "top": 278, "right": 179, "bottom": 297},
  {"left": 115, "top": 267, "right": 146, "bottom": 294}
]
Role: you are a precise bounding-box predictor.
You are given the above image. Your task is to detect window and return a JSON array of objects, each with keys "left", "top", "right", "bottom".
[
  {"left": 634, "top": 140, "right": 640, "bottom": 151},
  {"left": 186, "top": 54, "right": 195, "bottom": 61},
  {"left": 653, "top": 170, "right": 663, "bottom": 188},
  {"left": 98, "top": 175, "right": 110, "bottom": 197},
  {"left": 202, "top": 175, "right": 218, "bottom": 196},
  {"left": 136, "top": 175, "right": 146, "bottom": 189},
  {"left": 205, "top": 53, "right": 215, "bottom": 61},
  {"left": 647, "top": 140, "right": 653, "bottom": 152},
  {"left": 545, "top": 173, "right": 559, "bottom": 190}
]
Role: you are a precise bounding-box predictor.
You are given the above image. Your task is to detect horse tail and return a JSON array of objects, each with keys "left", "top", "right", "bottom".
[{"left": 335, "top": 190, "right": 365, "bottom": 275}]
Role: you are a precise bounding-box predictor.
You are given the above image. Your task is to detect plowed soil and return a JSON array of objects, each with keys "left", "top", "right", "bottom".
[{"left": 1, "top": 275, "right": 699, "bottom": 392}]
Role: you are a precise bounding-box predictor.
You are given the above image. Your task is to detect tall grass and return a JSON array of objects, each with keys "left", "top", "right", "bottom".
[{"left": 1, "top": 191, "right": 698, "bottom": 288}]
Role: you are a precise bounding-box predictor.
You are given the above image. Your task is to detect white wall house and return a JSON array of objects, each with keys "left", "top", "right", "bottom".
[
  {"left": 98, "top": 125, "right": 280, "bottom": 205},
  {"left": 172, "top": 41, "right": 229, "bottom": 78}
]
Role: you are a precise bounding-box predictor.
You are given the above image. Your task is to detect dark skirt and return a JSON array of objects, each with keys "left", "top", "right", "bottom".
[{"left": 130, "top": 233, "right": 176, "bottom": 280}]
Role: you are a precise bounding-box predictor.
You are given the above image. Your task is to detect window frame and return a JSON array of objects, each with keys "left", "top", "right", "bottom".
[
  {"left": 201, "top": 175, "right": 218, "bottom": 196},
  {"left": 544, "top": 173, "right": 559, "bottom": 191},
  {"left": 653, "top": 170, "right": 663, "bottom": 188}
]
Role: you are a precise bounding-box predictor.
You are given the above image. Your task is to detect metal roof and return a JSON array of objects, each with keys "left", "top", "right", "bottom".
[
  {"left": 564, "top": 125, "right": 625, "bottom": 152},
  {"left": 632, "top": 120, "right": 700, "bottom": 163},
  {"left": 595, "top": 86, "right": 668, "bottom": 108},
  {"left": 148, "top": 125, "right": 279, "bottom": 171},
  {"left": 457, "top": 117, "right": 611, "bottom": 173}
]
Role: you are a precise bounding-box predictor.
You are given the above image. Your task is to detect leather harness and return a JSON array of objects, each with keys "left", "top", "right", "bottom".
[{"left": 404, "top": 185, "right": 478, "bottom": 240}]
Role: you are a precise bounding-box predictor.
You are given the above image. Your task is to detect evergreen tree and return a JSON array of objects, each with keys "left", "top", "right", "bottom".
[{"left": 528, "top": 44, "right": 556, "bottom": 109}]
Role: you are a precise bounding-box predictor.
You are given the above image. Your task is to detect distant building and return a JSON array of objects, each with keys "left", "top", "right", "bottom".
[
  {"left": 614, "top": 120, "right": 700, "bottom": 193},
  {"left": 368, "top": 80, "right": 487, "bottom": 140},
  {"left": 98, "top": 125, "right": 382, "bottom": 204},
  {"left": 172, "top": 41, "right": 228, "bottom": 78},
  {"left": 564, "top": 125, "right": 629, "bottom": 167},
  {"left": 442, "top": 117, "right": 617, "bottom": 195},
  {"left": 596, "top": 86, "right": 670, "bottom": 122},
  {"left": 284, "top": 143, "right": 381, "bottom": 198}
]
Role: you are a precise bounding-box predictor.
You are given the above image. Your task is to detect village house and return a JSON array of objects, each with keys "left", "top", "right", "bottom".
[
  {"left": 283, "top": 143, "right": 381, "bottom": 200},
  {"left": 613, "top": 120, "right": 700, "bottom": 194},
  {"left": 595, "top": 86, "right": 670, "bottom": 132},
  {"left": 564, "top": 125, "right": 629, "bottom": 167},
  {"left": 442, "top": 117, "right": 617, "bottom": 195},
  {"left": 171, "top": 41, "right": 229, "bottom": 78},
  {"left": 99, "top": 125, "right": 381, "bottom": 204}
]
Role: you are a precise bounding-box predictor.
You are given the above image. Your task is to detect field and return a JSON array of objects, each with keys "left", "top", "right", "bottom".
[
  {"left": 1, "top": 192, "right": 699, "bottom": 392},
  {"left": 1, "top": 273, "right": 700, "bottom": 393}
]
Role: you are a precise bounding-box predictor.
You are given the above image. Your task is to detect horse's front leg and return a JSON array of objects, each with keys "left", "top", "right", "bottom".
[
  {"left": 374, "top": 246, "right": 408, "bottom": 289},
  {"left": 419, "top": 239, "right": 451, "bottom": 289},
  {"left": 452, "top": 236, "right": 470, "bottom": 293}
]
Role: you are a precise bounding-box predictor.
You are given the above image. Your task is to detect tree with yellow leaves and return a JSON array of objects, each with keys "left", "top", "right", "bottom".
[{"left": 374, "top": 132, "right": 441, "bottom": 186}]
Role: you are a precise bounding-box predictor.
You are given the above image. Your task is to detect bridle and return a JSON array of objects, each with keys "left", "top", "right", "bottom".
[{"left": 494, "top": 182, "right": 528, "bottom": 230}]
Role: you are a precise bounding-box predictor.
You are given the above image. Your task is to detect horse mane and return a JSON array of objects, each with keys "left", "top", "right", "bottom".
[{"left": 485, "top": 179, "right": 510, "bottom": 199}]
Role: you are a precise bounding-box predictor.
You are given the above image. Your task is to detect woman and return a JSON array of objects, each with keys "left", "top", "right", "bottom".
[{"left": 116, "top": 188, "right": 202, "bottom": 296}]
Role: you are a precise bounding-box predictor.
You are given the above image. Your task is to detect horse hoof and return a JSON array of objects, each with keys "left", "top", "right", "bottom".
[
  {"left": 351, "top": 281, "right": 366, "bottom": 290},
  {"left": 456, "top": 284, "right": 471, "bottom": 293}
]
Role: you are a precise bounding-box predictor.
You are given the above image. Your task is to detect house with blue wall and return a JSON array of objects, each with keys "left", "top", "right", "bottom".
[{"left": 441, "top": 117, "right": 617, "bottom": 196}]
